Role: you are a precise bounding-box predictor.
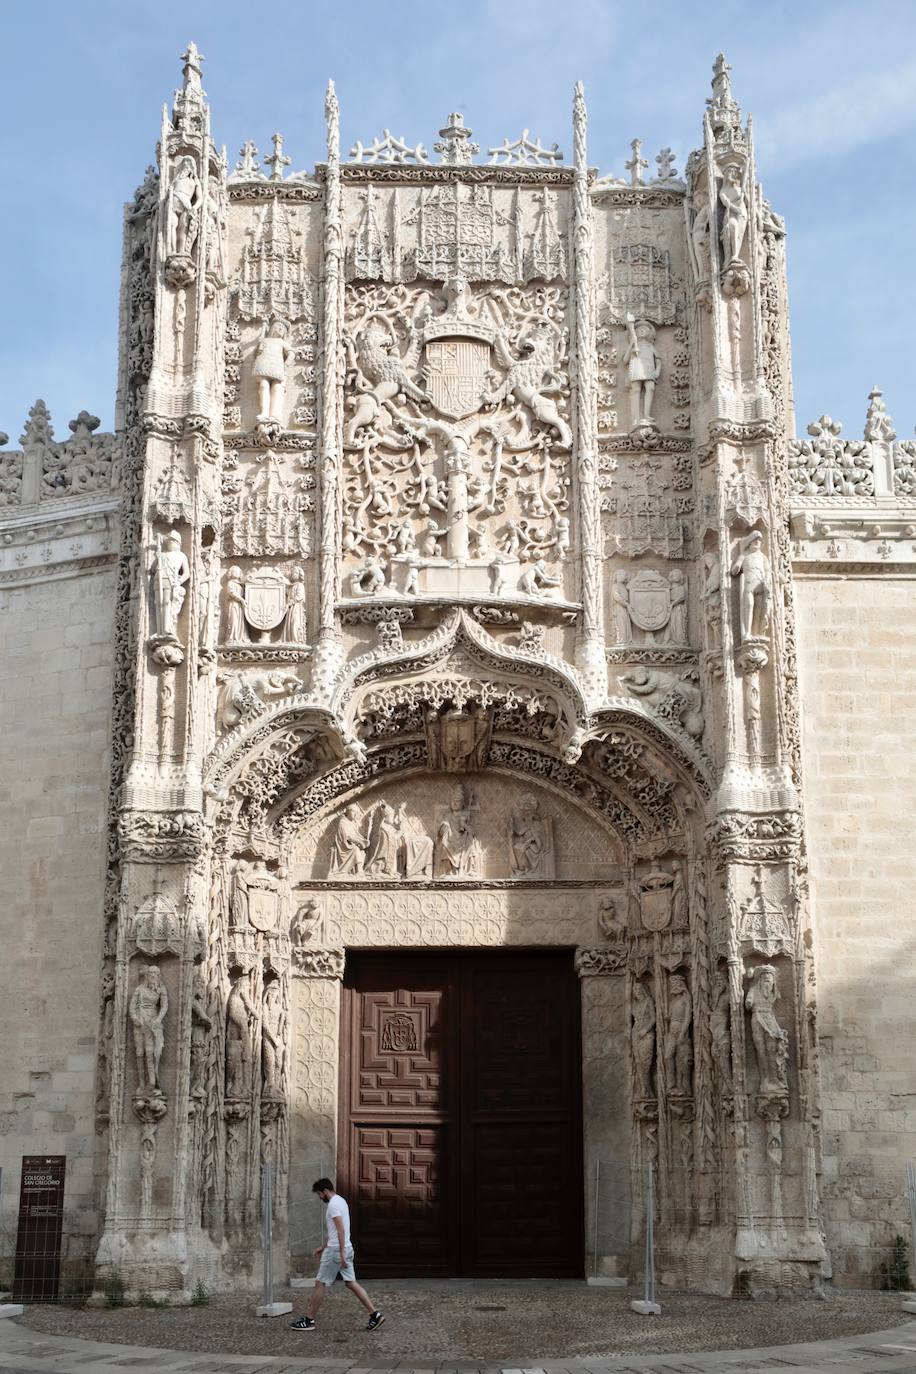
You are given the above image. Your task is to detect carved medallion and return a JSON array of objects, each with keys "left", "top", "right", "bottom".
[{"left": 380, "top": 1013, "right": 419, "bottom": 1052}]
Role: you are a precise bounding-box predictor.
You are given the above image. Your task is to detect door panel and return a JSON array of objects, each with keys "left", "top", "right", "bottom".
[{"left": 340, "top": 951, "right": 582, "bottom": 1277}]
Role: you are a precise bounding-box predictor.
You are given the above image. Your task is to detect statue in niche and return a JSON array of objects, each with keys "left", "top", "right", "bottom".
[
  {"left": 151, "top": 530, "right": 190, "bottom": 640},
  {"left": 329, "top": 803, "right": 369, "bottom": 875},
  {"left": 435, "top": 783, "right": 482, "bottom": 878},
  {"left": 745, "top": 963, "right": 789, "bottom": 1096},
  {"left": 398, "top": 803, "right": 434, "bottom": 878},
  {"left": 623, "top": 317, "right": 661, "bottom": 429},
  {"left": 129, "top": 964, "right": 168, "bottom": 1095},
  {"left": 365, "top": 802, "right": 402, "bottom": 878},
  {"left": 252, "top": 319, "right": 293, "bottom": 425},
  {"left": 261, "top": 982, "right": 284, "bottom": 1098},
  {"left": 664, "top": 973, "right": 693, "bottom": 1096},
  {"left": 711, "top": 971, "right": 732, "bottom": 1092},
  {"left": 671, "top": 863, "right": 688, "bottom": 927},
  {"left": 97, "top": 970, "right": 116, "bottom": 1108},
  {"left": 719, "top": 162, "right": 749, "bottom": 266},
  {"left": 688, "top": 189, "right": 711, "bottom": 281},
  {"left": 166, "top": 155, "right": 202, "bottom": 258},
  {"left": 224, "top": 566, "right": 247, "bottom": 642},
  {"left": 702, "top": 551, "right": 722, "bottom": 648},
  {"left": 612, "top": 570, "right": 632, "bottom": 644},
  {"left": 667, "top": 569, "right": 688, "bottom": 644},
  {"left": 225, "top": 970, "right": 256, "bottom": 1099},
  {"left": 518, "top": 559, "right": 562, "bottom": 598},
  {"left": 282, "top": 568, "right": 307, "bottom": 642},
  {"left": 631, "top": 979, "right": 656, "bottom": 1099},
  {"left": 426, "top": 706, "right": 491, "bottom": 772},
  {"left": 730, "top": 530, "right": 771, "bottom": 643},
  {"left": 509, "top": 792, "right": 555, "bottom": 879},
  {"left": 189, "top": 966, "right": 212, "bottom": 1097}
]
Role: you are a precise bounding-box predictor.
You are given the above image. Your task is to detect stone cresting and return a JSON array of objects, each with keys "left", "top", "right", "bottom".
[{"left": 2, "top": 43, "right": 914, "bottom": 1303}]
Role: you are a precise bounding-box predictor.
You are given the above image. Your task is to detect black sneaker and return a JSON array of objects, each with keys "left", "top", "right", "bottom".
[
  {"left": 366, "top": 1310, "right": 385, "bottom": 1330},
  {"left": 289, "top": 1316, "right": 316, "bottom": 1330}
]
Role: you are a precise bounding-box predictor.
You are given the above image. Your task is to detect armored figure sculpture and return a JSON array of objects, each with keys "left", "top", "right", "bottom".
[
  {"left": 252, "top": 319, "right": 293, "bottom": 424},
  {"left": 129, "top": 964, "right": 168, "bottom": 1094},
  {"left": 623, "top": 317, "right": 661, "bottom": 428},
  {"left": 152, "top": 530, "right": 190, "bottom": 640}
]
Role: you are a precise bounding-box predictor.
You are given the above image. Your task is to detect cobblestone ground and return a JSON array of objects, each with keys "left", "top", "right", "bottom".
[{"left": 18, "top": 1283, "right": 913, "bottom": 1363}]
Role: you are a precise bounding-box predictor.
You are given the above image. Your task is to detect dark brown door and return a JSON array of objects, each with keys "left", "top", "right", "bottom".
[{"left": 339, "top": 951, "right": 582, "bottom": 1277}]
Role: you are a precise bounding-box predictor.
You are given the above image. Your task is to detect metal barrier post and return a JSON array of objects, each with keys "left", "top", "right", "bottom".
[
  {"left": 255, "top": 1163, "right": 291, "bottom": 1317},
  {"left": 631, "top": 1160, "right": 661, "bottom": 1315}
]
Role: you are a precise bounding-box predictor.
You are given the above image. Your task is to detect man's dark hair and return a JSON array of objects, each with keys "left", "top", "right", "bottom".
[{"left": 312, "top": 1177, "right": 335, "bottom": 1194}]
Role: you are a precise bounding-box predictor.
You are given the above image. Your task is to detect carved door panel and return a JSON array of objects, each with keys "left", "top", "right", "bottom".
[{"left": 340, "top": 951, "right": 582, "bottom": 1277}]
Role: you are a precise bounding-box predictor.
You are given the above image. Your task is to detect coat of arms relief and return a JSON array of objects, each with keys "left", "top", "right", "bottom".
[{"left": 341, "top": 276, "right": 572, "bottom": 603}]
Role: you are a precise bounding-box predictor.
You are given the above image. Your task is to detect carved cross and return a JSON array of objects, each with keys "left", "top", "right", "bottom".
[
  {"left": 235, "top": 141, "right": 261, "bottom": 178},
  {"left": 655, "top": 147, "right": 677, "bottom": 181},
  {"left": 625, "top": 138, "right": 648, "bottom": 186},
  {"left": 265, "top": 133, "right": 291, "bottom": 182}
]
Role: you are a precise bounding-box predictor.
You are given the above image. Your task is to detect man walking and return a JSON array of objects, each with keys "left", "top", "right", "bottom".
[{"left": 290, "top": 1178, "right": 385, "bottom": 1333}]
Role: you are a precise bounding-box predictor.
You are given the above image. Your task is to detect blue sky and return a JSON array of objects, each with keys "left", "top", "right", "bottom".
[{"left": 1, "top": 0, "right": 914, "bottom": 442}]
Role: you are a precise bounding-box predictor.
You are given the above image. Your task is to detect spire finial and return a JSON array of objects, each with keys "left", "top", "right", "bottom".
[
  {"left": 180, "top": 41, "right": 204, "bottom": 91},
  {"left": 434, "top": 112, "right": 479, "bottom": 165}
]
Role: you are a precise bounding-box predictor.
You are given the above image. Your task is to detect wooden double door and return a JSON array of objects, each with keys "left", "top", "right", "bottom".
[{"left": 339, "top": 950, "right": 583, "bottom": 1277}]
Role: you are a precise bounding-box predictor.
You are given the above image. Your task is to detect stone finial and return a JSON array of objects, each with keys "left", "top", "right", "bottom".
[
  {"left": 434, "top": 113, "right": 479, "bottom": 165},
  {"left": 325, "top": 79, "right": 340, "bottom": 162},
  {"left": 173, "top": 40, "right": 208, "bottom": 135},
  {"left": 265, "top": 133, "right": 291, "bottom": 181},
  {"left": 21, "top": 399, "right": 53, "bottom": 448},
  {"left": 180, "top": 41, "right": 205, "bottom": 92},
  {"left": 864, "top": 386, "right": 896, "bottom": 442},
  {"left": 69, "top": 410, "right": 101, "bottom": 437},
  {"left": 625, "top": 138, "right": 649, "bottom": 186},
  {"left": 706, "top": 51, "right": 742, "bottom": 138}
]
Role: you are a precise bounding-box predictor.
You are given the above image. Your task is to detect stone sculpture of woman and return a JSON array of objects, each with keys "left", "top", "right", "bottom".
[
  {"left": 282, "top": 568, "right": 307, "bottom": 642},
  {"left": 745, "top": 963, "right": 789, "bottom": 1096},
  {"left": 719, "top": 162, "right": 749, "bottom": 266},
  {"left": 225, "top": 566, "right": 247, "bottom": 642}
]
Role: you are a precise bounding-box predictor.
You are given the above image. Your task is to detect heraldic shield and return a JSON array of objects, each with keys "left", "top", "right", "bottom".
[
  {"left": 246, "top": 882, "right": 279, "bottom": 934},
  {"left": 627, "top": 569, "right": 672, "bottom": 635},
  {"left": 640, "top": 875, "right": 673, "bottom": 932},
  {"left": 243, "top": 566, "right": 288, "bottom": 636},
  {"left": 423, "top": 337, "right": 491, "bottom": 420}
]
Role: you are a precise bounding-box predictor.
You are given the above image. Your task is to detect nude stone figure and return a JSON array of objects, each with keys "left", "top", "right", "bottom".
[{"left": 130, "top": 964, "right": 168, "bottom": 1094}]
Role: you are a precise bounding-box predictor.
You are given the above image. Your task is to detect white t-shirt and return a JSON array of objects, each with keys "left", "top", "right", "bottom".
[{"left": 325, "top": 1194, "right": 351, "bottom": 1252}]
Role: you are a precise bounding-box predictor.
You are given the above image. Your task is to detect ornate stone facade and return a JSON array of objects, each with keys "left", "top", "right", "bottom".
[{"left": 2, "top": 46, "right": 915, "bottom": 1299}]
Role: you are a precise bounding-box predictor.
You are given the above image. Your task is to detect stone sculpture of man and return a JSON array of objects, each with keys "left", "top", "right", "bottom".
[
  {"left": 253, "top": 319, "right": 293, "bottom": 424},
  {"left": 225, "top": 970, "right": 256, "bottom": 1099},
  {"left": 730, "top": 530, "right": 771, "bottom": 644},
  {"left": 745, "top": 963, "right": 789, "bottom": 1096},
  {"left": 710, "top": 972, "right": 732, "bottom": 1092},
  {"left": 624, "top": 317, "right": 661, "bottom": 428},
  {"left": 152, "top": 530, "right": 190, "bottom": 640},
  {"left": 509, "top": 792, "right": 555, "bottom": 879},
  {"left": 330, "top": 803, "right": 368, "bottom": 875},
  {"left": 435, "top": 784, "right": 482, "bottom": 878},
  {"left": 365, "top": 802, "right": 401, "bottom": 878},
  {"left": 129, "top": 964, "right": 168, "bottom": 1095},
  {"left": 719, "top": 162, "right": 749, "bottom": 266},
  {"left": 631, "top": 979, "right": 656, "bottom": 1100},
  {"left": 167, "top": 155, "right": 202, "bottom": 257},
  {"left": 397, "top": 803, "right": 434, "bottom": 879},
  {"left": 664, "top": 973, "right": 693, "bottom": 1096}
]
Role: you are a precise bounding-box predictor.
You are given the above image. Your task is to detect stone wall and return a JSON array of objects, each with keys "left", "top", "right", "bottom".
[
  {"left": 796, "top": 573, "right": 916, "bottom": 1285},
  {"left": 0, "top": 568, "right": 115, "bottom": 1292}
]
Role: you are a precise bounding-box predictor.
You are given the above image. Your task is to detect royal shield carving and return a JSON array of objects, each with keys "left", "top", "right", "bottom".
[
  {"left": 243, "top": 566, "right": 288, "bottom": 632},
  {"left": 423, "top": 337, "right": 490, "bottom": 420},
  {"left": 627, "top": 569, "right": 672, "bottom": 634}
]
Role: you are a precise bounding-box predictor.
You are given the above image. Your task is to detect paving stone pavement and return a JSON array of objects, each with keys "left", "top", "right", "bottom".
[{"left": 2, "top": 1314, "right": 916, "bottom": 1374}]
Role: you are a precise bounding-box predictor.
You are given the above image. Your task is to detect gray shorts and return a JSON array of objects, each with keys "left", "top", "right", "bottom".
[{"left": 316, "top": 1245, "right": 355, "bottom": 1284}]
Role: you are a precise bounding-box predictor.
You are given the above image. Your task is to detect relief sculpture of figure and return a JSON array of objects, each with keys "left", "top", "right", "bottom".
[
  {"left": 152, "top": 530, "right": 190, "bottom": 640},
  {"left": 166, "top": 155, "right": 202, "bottom": 257},
  {"left": 397, "top": 803, "right": 434, "bottom": 879},
  {"left": 261, "top": 981, "right": 284, "bottom": 1098},
  {"left": 189, "top": 967, "right": 212, "bottom": 1097},
  {"left": 224, "top": 566, "right": 247, "bottom": 642},
  {"left": 689, "top": 189, "right": 711, "bottom": 281},
  {"left": 365, "top": 801, "right": 401, "bottom": 878},
  {"left": 612, "top": 570, "right": 631, "bottom": 644},
  {"left": 745, "top": 963, "right": 789, "bottom": 1096},
  {"left": 711, "top": 971, "right": 732, "bottom": 1092},
  {"left": 225, "top": 970, "right": 256, "bottom": 1099},
  {"left": 509, "top": 792, "right": 555, "bottom": 879},
  {"left": 719, "top": 161, "right": 749, "bottom": 266},
  {"left": 252, "top": 319, "right": 293, "bottom": 425},
  {"left": 623, "top": 317, "right": 661, "bottom": 429},
  {"left": 435, "top": 784, "right": 482, "bottom": 878},
  {"left": 282, "top": 568, "right": 307, "bottom": 642},
  {"left": 329, "top": 803, "right": 368, "bottom": 875},
  {"left": 664, "top": 973, "right": 693, "bottom": 1096},
  {"left": 631, "top": 979, "right": 656, "bottom": 1100},
  {"left": 666, "top": 569, "right": 688, "bottom": 645},
  {"left": 730, "top": 530, "right": 771, "bottom": 644},
  {"left": 129, "top": 964, "right": 168, "bottom": 1095}
]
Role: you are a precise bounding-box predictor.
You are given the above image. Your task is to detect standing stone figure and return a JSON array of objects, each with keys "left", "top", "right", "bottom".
[
  {"left": 397, "top": 803, "right": 434, "bottom": 878},
  {"left": 509, "top": 792, "right": 555, "bottom": 879},
  {"left": 745, "top": 963, "right": 789, "bottom": 1096},
  {"left": 329, "top": 803, "right": 368, "bottom": 875},
  {"left": 666, "top": 569, "right": 688, "bottom": 645},
  {"left": 224, "top": 566, "right": 247, "bottom": 642},
  {"left": 365, "top": 802, "right": 401, "bottom": 878},
  {"left": 190, "top": 967, "right": 212, "bottom": 1097},
  {"left": 252, "top": 319, "right": 293, "bottom": 424},
  {"left": 261, "top": 981, "right": 284, "bottom": 1098},
  {"left": 689, "top": 189, "right": 711, "bottom": 280},
  {"left": 623, "top": 318, "right": 661, "bottom": 428},
  {"left": 719, "top": 162, "right": 749, "bottom": 266},
  {"left": 129, "top": 964, "right": 168, "bottom": 1094},
  {"left": 435, "top": 784, "right": 482, "bottom": 878},
  {"left": 166, "top": 155, "right": 202, "bottom": 257},
  {"left": 225, "top": 970, "right": 256, "bottom": 1099},
  {"left": 711, "top": 972, "right": 732, "bottom": 1092},
  {"left": 730, "top": 530, "right": 771, "bottom": 644},
  {"left": 152, "top": 530, "right": 190, "bottom": 639},
  {"left": 631, "top": 979, "right": 656, "bottom": 1099},
  {"left": 282, "top": 568, "right": 307, "bottom": 642},
  {"left": 664, "top": 973, "right": 693, "bottom": 1096},
  {"left": 612, "top": 570, "right": 631, "bottom": 644},
  {"left": 97, "top": 970, "right": 116, "bottom": 1108}
]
